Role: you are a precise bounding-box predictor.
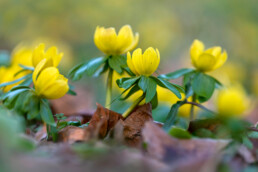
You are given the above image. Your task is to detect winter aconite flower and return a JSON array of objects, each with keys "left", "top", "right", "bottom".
[
  {"left": 33, "top": 59, "right": 69, "bottom": 99},
  {"left": 32, "top": 43, "right": 63, "bottom": 68},
  {"left": 157, "top": 86, "right": 199, "bottom": 118},
  {"left": 11, "top": 45, "right": 33, "bottom": 67},
  {"left": 127, "top": 47, "right": 160, "bottom": 76},
  {"left": 94, "top": 25, "right": 139, "bottom": 55},
  {"left": 216, "top": 85, "right": 250, "bottom": 117},
  {"left": 190, "top": 40, "right": 227, "bottom": 72}
]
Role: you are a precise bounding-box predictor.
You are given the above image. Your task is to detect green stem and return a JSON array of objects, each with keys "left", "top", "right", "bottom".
[
  {"left": 122, "top": 95, "right": 145, "bottom": 118},
  {"left": 105, "top": 68, "right": 113, "bottom": 109},
  {"left": 190, "top": 94, "right": 196, "bottom": 121}
]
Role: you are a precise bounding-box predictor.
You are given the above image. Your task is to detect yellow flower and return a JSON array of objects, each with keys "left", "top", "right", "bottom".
[
  {"left": 216, "top": 85, "right": 250, "bottom": 117},
  {"left": 32, "top": 43, "right": 63, "bottom": 68},
  {"left": 112, "top": 71, "right": 143, "bottom": 102},
  {"left": 156, "top": 86, "right": 198, "bottom": 118},
  {"left": 94, "top": 25, "right": 139, "bottom": 55},
  {"left": 11, "top": 45, "right": 33, "bottom": 67},
  {"left": 0, "top": 65, "right": 26, "bottom": 92},
  {"left": 190, "top": 39, "right": 227, "bottom": 72},
  {"left": 32, "top": 59, "right": 69, "bottom": 99},
  {"left": 0, "top": 67, "right": 7, "bottom": 84},
  {"left": 127, "top": 47, "right": 160, "bottom": 76}
]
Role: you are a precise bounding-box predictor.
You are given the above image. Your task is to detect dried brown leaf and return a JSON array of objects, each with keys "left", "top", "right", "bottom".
[
  {"left": 58, "top": 126, "right": 86, "bottom": 144},
  {"left": 123, "top": 103, "right": 153, "bottom": 147},
  {"left": 142, "top": 121, "right": 229, "bottom": 171},
  {"left": 85, "top": 103, "right": 123, "bottom": 140}
]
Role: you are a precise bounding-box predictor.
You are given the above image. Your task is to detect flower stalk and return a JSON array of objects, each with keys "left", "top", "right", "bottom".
[
  {"left": 190, "top": 94, "right": 196, "bottom": 121},
  {"left": 105, "top": 68, "right": 113, "bottom": 109},
  {"left": 122, "top": 95, "right": 145, "bottom": 118}
]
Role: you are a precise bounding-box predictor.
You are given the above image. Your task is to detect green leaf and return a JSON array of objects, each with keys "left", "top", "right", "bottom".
[
  {"left": 93, "top": 61, "right": 109, "bottom": 77},
  {"left": 108, "top": 55, "right": 127, "bottom": 74},
  {"left": 67, "top": 121, "right": 81, "bottom": 126},
  {"left": 152, "top": 77, "right": 182, "bottom": 99},
  {"left": 138, "top": 76, "right": 157, "bottom": 103},
  {"left": 163, "top": 101, "right": 185, "bottom": 132},
  {"left": 159, "top": 68, "right": 194, "bottom": 79},
  {"left": 183, "top": 71, "right": 196, "bottom": 86},
  {"left": 47, "top": 124, "right": 58, "bottom": 142},
  {"left": 174, "top": 117, "right": 189, "bottom": 130},
  {"left": 27, "top": 96, "right": 40, "bottom": 120},
  {"left": 243, "top": 137, "right": 253, "bottom": 149},
  {"left": 123, "top": 67, "right": 136, "bottom": 76},
  {"left": 40, "top": 100, "right": 56, "bottom": 126},
  {"left": 138, "top": 76, "right": 149, "bottom": 91},
  {"left": 0, "top": 73, "right": 32, "bottom": 88},
  {"left": 68, "top": 56, "right": 107, "bottom": 81},
  {"left": 67, "top": 84, "right": 76, "bottom": 96},
  {"left": 145, "top": 78, "right": 157, "bottom": 103},
  {"left": 193, "top": 128, "right": 215, "bottom": 138},
  {"left": 19, "top": 64, "right": 34, "bottom": 71},
  {"left": 20, "top": 74, "right": 33, "bottom": 86},
  {"left": 2, "top": 87, "right": 29, "bottom": 101},
  {"left": 171, "top": 83, "right": 184, "bottom": 93},
  {"left": 169, "top": 127, "right": 192, "bottom": 139},
  {"left": 192, "top": 72, "right": 215, "bottom": 101},
  {"left": 185, "top": 82, "right": 193, "bottom": 98},
  {"left": 117, "top": 76, "right": 140, "bottom": 89},
  {"left": 150, "top": 92, "right": 158, "bottom": 109},
  {"left": 120, "top": 84, "right": 141, "bottom": 101},
  {"left": 248, "top": 131, "right": 258, "bottom": 139},
  {"left": 2, "top": 89, "right": 29, "bottom": 109},
  {"left": 210, "top": 76, "right": 223, "bottom": 88}
]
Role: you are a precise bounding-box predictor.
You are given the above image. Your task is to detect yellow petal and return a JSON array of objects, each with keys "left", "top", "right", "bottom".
[
  {"left": 142, "top": 47, "right": 159, "bottom": 76},
  {"left": 190, "top": 39, "right": 204, "bottom": 67},
  {"left": 195, "top": 53, "right": 216, "bottom": 72},
  {"left": 126, "top": 32, "right": 139, "bottom": 52},
  {"left": 32, "top": 43, "right": 45, "bottom": 67},
  {"left": 205, "top": 46, "right": 222, "bottom": 57},
  {"left": 32, "top": 59, "right": 47, "bottom": 84},
  {"left": 217, "top": 85, "right": 249, "bottom": 117},
  {"left": 127, "top": 52, "right": 138, "bottom": 75},
  {"left": 94, "top": 26, "right": 106, "bottom": 53},
  {"left": 117, "top": 25, "right": 134, "bottom": 53},
  {"left": 35, "top": 67, "right": 59, "bottom": 96},
  {"left": 132, "top": 48, "right": 144, "bottom": 75},
  {"left": 45, "top": 46, "right": 63, "bottom": 67},
  {"left": 212, "top": 50, "right": 228, "bottom": 70},
  {"left": 40, "top": 79, "right": 69, "bottom": 99},
  {"left": 53, "top": 52, "right": 63, "bottom": 67},
  {"left": 99, "top": 27, "right": 118, "bottom": 54},
  {"left": 94, "top": 25, "right": 139, "bottom": 55}
]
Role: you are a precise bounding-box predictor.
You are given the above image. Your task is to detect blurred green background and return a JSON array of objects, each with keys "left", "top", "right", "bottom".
[{"left": 0, "top": 0, "right": 257, "bottom": 102}]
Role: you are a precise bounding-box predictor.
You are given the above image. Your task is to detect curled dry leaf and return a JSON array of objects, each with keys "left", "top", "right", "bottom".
[
  {"left": 58, "top": 126, "right": 86, "bottom": 144},
  {"left": 85, "top": 103, "right": 123, "bottom": 140},
  {"left": 122, "top": 103, "right": 153, "bottom": 147},
  {"left": 35, "top": 124, "right": 47, "bottom": 142},
  {"left": 142, "top": 121, "right": 229, "bottom": 171}
]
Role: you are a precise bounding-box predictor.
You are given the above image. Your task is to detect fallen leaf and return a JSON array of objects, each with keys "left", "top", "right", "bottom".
[
  {"left": 142, "top": 121, "right": 229, "bottom": 171},
  {"left": 123, "top": 103, "right": 152, "bottom": 147},
  {"left": 58, "top": 126, "right": 86, "bottom": 144},
  {"left": 85, "top": 103, "right": 123, "bottom": 140},
  {"left": 35, "top": 125, "right": 47, "bottom": 142}
]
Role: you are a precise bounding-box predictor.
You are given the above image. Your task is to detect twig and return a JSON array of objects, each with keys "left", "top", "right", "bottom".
[
  {"left": 185, "top": 101, "right": 215, "bottom": 114},
  {"left": 247, "top": 127, "right": 258, "bottom": 132}
]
